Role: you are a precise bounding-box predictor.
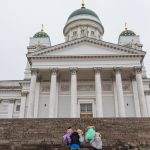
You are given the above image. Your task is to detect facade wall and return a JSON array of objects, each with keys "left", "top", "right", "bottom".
[
  {"left": 0, "top": 78, "right": 150, "bottom": 118},
  {"left": 0, "top": 76, "right": 150, "bottom": 118}
]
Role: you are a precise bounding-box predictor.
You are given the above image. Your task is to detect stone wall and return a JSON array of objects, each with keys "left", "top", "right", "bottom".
[{"left": 0, "top": 118, "right": 150, "bottom": 149}]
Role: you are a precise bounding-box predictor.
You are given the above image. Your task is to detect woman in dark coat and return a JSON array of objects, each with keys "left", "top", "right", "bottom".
[{"left": 70, "top": 131, "right": 80, "bottom": 150}]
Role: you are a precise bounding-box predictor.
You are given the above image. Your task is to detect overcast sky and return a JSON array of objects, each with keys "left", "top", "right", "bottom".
[{"left": 0, "top": 0, "right": 149, "bottom": 80}]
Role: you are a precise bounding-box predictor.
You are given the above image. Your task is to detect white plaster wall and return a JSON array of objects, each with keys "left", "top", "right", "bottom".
[
  {"left": 24, "top": 61, "right": 31, "bottom": 79},
  {"left": 0, "top": 100, "right": 9, "bottom": 118},
  {"left": 118, "top": 36, "right": 140, "bottom": 45},
  {"left": 102, "top": 96, "right": 115, "bottom": 117},
  {"left": 124, "top": 96, "right": 136, "bottom": 117},
  {"left": 38, "top": 95, "right": 49, "bottom": 118},
  {"left": 146, "top": 95, "right": 150, "bottom": 117},
  {"left": 32, "top": 58, "right": 140, "bottom": 69},
  {"left": 29, "top": 37, "right": 51, "bottom": 47},
  {"left": 45, "top": 44, "right": 128, "bottom": 56},
  {"left": 58, "top": 96, "right": 71, "bottom": 118},
  {"left": 24, "top": 93, "right": 29, "bottom": 118}
]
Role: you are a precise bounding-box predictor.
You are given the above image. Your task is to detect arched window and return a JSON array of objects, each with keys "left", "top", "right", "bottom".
[{"left": 91, "top": 31, "right": 95, "bottom": 36}]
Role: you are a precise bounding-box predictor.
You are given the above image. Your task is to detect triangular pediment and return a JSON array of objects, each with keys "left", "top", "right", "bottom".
[{"left": 27, "top": 37, "right": 145, "bottom": 58}]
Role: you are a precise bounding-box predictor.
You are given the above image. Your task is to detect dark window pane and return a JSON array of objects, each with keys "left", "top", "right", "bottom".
[{"left": 16, "top": 105, "right": 20, "bottom": 111}]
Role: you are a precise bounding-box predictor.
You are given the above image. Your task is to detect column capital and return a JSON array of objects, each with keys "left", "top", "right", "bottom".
[
  {"left": 129, "top": 74, "right": 136, "bottom": 81},
  {"left": 21, "top": 91, "right": 28, "bottom": 97},
  {"left": 134, "top": 67, "right": 142, "bottom": 74},
  {"left": 50, "top": 68, "right": 58, "bottom": 75},
  {"left": 114, "top": 67, "right": 121, "bottom": 73},
  {"left": 30, "top": 69, "right": 38, "bottom": 75},
  {"left": 145, "top": 90, "right": 150, "bottom": 96},
  {"left": 9, "top": 99, "right": 15, "bottom": 103},
  {"left": 94, "top": 67, "right": 102, "bottom": 74},
  {"left": 70, "top": 67, "right": 78, "bottom": 75}
]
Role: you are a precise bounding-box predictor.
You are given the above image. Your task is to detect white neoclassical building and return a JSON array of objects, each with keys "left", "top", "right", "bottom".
[{"left": 0, "top": 3, "right": 150, "bottom": 118}]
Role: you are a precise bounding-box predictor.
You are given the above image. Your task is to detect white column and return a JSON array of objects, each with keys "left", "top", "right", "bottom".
[
  {"left": 19, "top": 92, "right": 27, "bottom": 118},
  {"left": 132, "top": 78, "right": 141, "bottom": 117},
  {"left": 54, "top": 82, "right": 59, "bottom": 117},
  {"left": 113, "top": 80, "right": 119, "bottom": 117},
  {"left": 94, "top": 68, "right": 103, "bottom": 118},
  {"left": 8, "top": 99, "right": 15, "bottom": 118},
  {"left": 145, "top": 91, "right": 150, "bottom": 117},
  {"left": 135, "top": 67, "right": 148, "bottom": 117},
  {"left": 70, "top": 68, "right": 78, "bottom": 118},
  {"left": 34, "top": 82, "right": 40, "bottom": 118},
  {"left": 27, "top": 70, "right": 37, "bottom": 118},
  {"left": 49, "top": 69, "right": 57, "bottom": 118},
  {"left": 115, "top": 68, "right": 126, "bottom": 117}
]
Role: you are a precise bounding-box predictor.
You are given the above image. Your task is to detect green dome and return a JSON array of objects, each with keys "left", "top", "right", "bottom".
[
  {"left": 120, "top": 30, "right": 136, "bottom": 36},
  {"left": 68, "top": 7, "right": 100, "bottom": 21},
  {"left": 33, "top": 31, "right": 49, "bottom": 38}
]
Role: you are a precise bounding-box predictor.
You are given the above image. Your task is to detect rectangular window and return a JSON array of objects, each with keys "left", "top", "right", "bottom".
[
  {"left": 80, "top": 103, "right": 92, "bottom": 113},
  {"left": 73, "top": 31, "right": 77, "bottom": 36},
  {"left": 16, "top": 105, "right": 20, "bottom": 111},
  {"left": 91, "top": 31, "right": 95, "bottom": 36}
]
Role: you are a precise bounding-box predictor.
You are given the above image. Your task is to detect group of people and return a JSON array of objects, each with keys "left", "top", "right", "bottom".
[{"left": 63, "top": 126, "right": 102, "bottom": 150}]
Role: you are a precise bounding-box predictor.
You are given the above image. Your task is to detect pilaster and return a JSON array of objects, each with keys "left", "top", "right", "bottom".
[
  {"left": 8, "top": 99, "right": 15, "bottom": 118},
  {"left": 20, "top": 92, "right": 28, "bottom": 118}
]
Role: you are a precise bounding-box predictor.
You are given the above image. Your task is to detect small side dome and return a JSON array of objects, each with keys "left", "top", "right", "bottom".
[
  {"left": 33, "top": 24, "right": 49, "bottom": 38},
  {"left": 33, "top": 31, "right": 49, "bottom": 38},
  {"left": 29, "top": 24, "right": 51, "bottom": 48},
  {"left": 120, "top": 30, "right": 136, "bottom": 36},
  {"left": 118, "top": 23, "right": 142, "bottom": 50},
  {"left": 119, "top": 23, "right": 136, "bottom": 36}
]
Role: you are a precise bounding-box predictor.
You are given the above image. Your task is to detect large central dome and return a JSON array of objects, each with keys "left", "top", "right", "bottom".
[
  {"left": 63, "top": 5, "right": 104, "bottom": 42},
  {"left": 68, "top": 7, "right": 100, "bottom": 21}
]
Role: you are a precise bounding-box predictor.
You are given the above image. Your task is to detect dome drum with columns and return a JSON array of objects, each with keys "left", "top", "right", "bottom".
[
  {"left": 0, "top": 1, "right": 150, "bottom": 119},
  {"left": 63, "top": 3, "right": 104, "bottom": 42}
]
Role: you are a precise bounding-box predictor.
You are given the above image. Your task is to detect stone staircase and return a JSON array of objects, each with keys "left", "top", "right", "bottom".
[{"left": 0, "top": 118, "right": 150, "bottom": 149}]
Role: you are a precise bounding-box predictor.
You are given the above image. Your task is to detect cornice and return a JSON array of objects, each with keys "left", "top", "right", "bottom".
[
  {"left": 0, "top": 89, "right": 21, "bottom": 94},
  {"left": 27, "top": 37, "right": 146, "bottom": 58},
  {"left": 29, "top": 54, "right": 143, "bottom": 60},
  {"left": 0, "top": 86, "right": 21, "bottom": 90},
  {"left": 143, "top": 78, "right": 150, "bottom": 82},
  {"left": 145, "top": 90, "right": 150, "bottom": 95}
]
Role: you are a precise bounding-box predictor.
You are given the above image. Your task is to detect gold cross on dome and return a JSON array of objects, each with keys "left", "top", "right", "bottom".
[
  {"left": 41, "top": 24, "right": 44, "bottom": 32},
  {"left": 125, "top": 22, "right": 128, "bottom": 31},
  {"left": 81, "top": 0, "right": 85, "bottom": 8}
]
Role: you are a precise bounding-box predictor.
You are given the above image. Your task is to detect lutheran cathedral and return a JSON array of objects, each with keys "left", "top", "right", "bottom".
[{"left": 0, "top": 2, "right": 150, "bottom": 118}]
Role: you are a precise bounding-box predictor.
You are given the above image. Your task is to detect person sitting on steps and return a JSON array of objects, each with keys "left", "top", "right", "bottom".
[
  {"left": 90, "top": 132, "right": 103, "bottom": 150},
  {"left": 63, "top": 127, "right": 73, "bottom": 148},
  {"left": 85, "top": 125, "right": 95, "bottom": 143},
  {"left": 77, "top": 129, "right": 84, "bottom": 144},
  {"left": 70, "top": 130, "right": 81, "bottom": 150}
]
